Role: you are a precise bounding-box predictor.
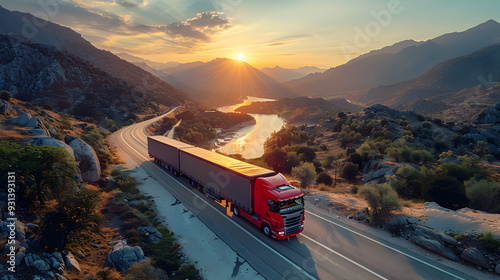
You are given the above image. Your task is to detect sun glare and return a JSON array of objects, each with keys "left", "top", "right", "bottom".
[{"left": 236, "top": 53, "right": 246, "bottom": 61}]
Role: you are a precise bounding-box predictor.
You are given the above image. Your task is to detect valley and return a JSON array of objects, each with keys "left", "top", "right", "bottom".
[{"left": 1, "top": 2, "right": 500, "bottom": 280}]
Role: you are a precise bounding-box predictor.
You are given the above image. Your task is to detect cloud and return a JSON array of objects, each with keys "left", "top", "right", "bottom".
[
  {"left": 162, "top": 12, "right": 230, "bottom": 42},
  {"left": 116, "top": 0, "right": 139, "bottom": 8},
  {"left": 266, "top": 34, "right": 310, "bottom": 47}
]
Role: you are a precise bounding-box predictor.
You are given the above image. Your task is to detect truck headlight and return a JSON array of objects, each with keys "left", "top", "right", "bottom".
[{"left": 278, "top": 231, "right": 284, "bottom": 235}]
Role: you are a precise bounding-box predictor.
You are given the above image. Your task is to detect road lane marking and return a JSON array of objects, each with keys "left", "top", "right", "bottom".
[
  {"left": 306, "top": 211, "right": 466, "bottom": 280},
  {"left": 118, "top": 127, "right": 317, "bottom": 280},
  {"left": 301, "top": 234, "right": 388, "bottom": 280},
  {"left": 120, "top": 115, "right": 466, "bottom": 280}
]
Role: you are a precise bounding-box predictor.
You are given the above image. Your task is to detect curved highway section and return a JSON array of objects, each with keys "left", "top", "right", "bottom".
[{"left": 109, "top": 109, "right": 480, "bottom": 280}]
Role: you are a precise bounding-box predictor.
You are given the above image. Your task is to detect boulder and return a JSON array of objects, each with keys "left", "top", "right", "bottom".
[
  {"left": 0, "top": 100, "right": 12, "bottom": 115},
  {"left": 66, "top": 137, "right": 101, "bottom": 182},
  {"left": 413, "top": 225, "right": 457, "bottom": 246},
  {"left": 19, "top": 137, "right": 75, "bottom": 159},
  {"left": 460, "top": 248, "right": 489, "bottom": 268},
  {"left": 0, "top": 275, "right": 16, "bottom": 280},
  {"left": 137, "top": 226, "right": 163, "bottom": 243},
  {"left": 106, "top": 240, "right": 148, "bottom": 274},
  {"left": 495, "top": 263, "right": 500, "bottom": 274},
  {"left": 10, "top": 112, "right": 31, "bottom": 126},
  {"left": 62, "top": 251, "right": 81, "bottom": 273},
  {"left": 410, "top": 235, "right": 459, "bottom": 261},
  {"left": 32, "top": 260, "right": 50, "bottom": 271}
]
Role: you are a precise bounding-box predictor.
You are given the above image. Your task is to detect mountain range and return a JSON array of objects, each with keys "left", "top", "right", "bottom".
[
  {"left": 0, "top": 5, "right": 189, "bottom": 119},
  {"left": 284, "top": 20, "right": 500, "bottom": 100},
  {"left": 260, "top": 66, "right": 326, "bottom": 83}
]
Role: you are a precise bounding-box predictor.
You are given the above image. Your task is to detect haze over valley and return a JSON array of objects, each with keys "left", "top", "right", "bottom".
[{"left": 1, "top": 1, "right": 500, "bottom": 280}]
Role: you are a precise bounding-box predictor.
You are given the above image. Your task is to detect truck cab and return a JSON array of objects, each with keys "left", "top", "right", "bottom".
[{"left": 254, "top": 174, "right": 304, "bottom": 239}]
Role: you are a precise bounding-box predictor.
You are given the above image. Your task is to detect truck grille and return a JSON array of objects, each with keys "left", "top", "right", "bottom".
[{"left": 282, "top": 209, "right": 303, "bottom": 235}]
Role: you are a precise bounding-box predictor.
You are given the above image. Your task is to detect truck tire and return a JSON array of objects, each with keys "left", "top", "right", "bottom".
[
  {"left": 232, "top": 206, "right": 240, "bottom": 217},
  {"left": 262, "top": 223, "right": 271, "bottom": 237},
  {"left": 190, "top": 180, "right": 197, "bottom": 188}
]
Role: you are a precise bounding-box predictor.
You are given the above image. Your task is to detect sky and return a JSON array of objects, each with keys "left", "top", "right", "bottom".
[{"left": 3, "top": 0, "right": 500, "bottom": 69}]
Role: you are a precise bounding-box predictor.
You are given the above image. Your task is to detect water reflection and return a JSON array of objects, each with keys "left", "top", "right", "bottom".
[{"left": 216, "top": 97, "right": 284, "bottom": 159}]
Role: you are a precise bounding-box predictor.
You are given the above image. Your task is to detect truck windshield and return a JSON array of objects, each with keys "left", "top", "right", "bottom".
[{"left": 278, "top": 197, "right": 304, "bottom": 213}]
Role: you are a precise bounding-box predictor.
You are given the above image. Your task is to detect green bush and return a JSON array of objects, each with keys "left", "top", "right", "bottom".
[
  {"left": 422, "top": 176, "right": 468, "bottom": 209},
  {"left": 358, "top": 183, "right": 401, "bottom": 223},
  {"left": 126, "top": 260, "right": 168, "bottom": 280},
  {"left": 0, "top": 90, "right": 12, "bottom": 101},
  {"left": 316, "top": 172, "right": 333, "bottom": 186},
  {"left": 291, "top": 162, "right": 317, "bottom": 188},
  {"left": 478, "top": 231, "right": 500, "bottom": 250},
  {"left": 117, "top": 177, "right": 141, "bottom": 194},
  {"left": 465, "top": 179, "right": 500, "bottom": 213},
  {"left": 340, "top": 163, "right": 358, "bottom": 180}
]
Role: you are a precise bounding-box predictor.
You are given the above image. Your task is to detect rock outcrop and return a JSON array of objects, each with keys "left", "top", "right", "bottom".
[
  {"left": 62, "top": 251, "right": 81, "bottom": 273},
  {"left": 20, "top": 136, "right": 75, "bottom": 159},
  {"left": 409, "top": 225, "right": 459, "bottom": 261},
  {"left": 65, "top": 137, "right": 101, "bottom": 182},
  {"left": 137, "top": 226, "right": 163, "bottom": 243},
  {"left": 460, "top": 248, "right": 490, "bottom": 269},
  {"left": 106, "top": 240, "right": 148, "bottom": 274},
  {"left": 0, "top": 100, "right": 12, "bottom": 114}
]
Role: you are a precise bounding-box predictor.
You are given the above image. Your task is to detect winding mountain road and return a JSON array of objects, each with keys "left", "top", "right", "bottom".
[{"left": 109, "top": 109, "right": 481, "bottom": 280}]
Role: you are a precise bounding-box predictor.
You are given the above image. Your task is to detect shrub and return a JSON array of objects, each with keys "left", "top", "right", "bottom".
[
  {"left": 316, "top": 172, "right": 333, "bottom": 186},
  {"left": 465, "top": 179, "right": 500, "bottom": 213},
  {"left": 423, "top": 176, "right": 468, "bottom": 209},
  {"left": 0, "top": 90, "right": 12, "bottom": 101},
  {"left": 478, "top": 231, "right": 500, "bottom": 250},
  {"left": 297, "top": 146, "right": 316, "bottom": 162},
  {"left": 126, "top": 260, "right": 167, "bottom": 280},
  {"left": 340, "top": 163, "right": 358, "bottom": 180},
  {"left": 358, "top": 183, "right": 401, "bottom": 223},
  {"left": 349, "top": 153, "right": 363, "bottom": 169},
  {"left": 117, "top": 177, "right": 141, "bottom": 194},
  {"left": 291, "top": 162, "right": 317, "bottom": 188}
]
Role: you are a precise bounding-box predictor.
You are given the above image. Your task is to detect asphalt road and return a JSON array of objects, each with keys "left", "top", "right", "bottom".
[{"left": 109, "top": 110, "right": 478, "bottom": 280}]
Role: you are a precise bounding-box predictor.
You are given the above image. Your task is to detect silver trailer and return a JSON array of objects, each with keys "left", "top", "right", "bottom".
[
  {"left": 147, "top": 136, "right": 194, "bottom": 173},
  {"left": 179, "top": 147, "right": 275, "bottom": 213}
]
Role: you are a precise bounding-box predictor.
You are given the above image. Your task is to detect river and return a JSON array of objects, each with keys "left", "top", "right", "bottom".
[{"left": 216, "top": 96, "right": 284, "bottom": 159}]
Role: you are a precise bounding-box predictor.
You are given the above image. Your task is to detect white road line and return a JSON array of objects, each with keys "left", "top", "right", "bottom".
[
  {"left": 118, "top": 128, "right": 317, "bottom": 280},
  {"left": 306, "top": 211, "right": 466, "bottom": 280},
  {"left": 300, "top": 234, "right": 388, "bottom": 280},
  {"left": 121, "top": 119, "right": 466, "bottom": 280}
]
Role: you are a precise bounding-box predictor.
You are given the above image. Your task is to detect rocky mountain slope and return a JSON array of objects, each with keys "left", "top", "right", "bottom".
[
  {"left": 0, "top": 35, "right": 155, "bottom": 122},
  {"left": 284, "top": 20, "right": 500, "bottom": 98},
  {"left": 0, "top": 5, "right": 189, "bottom": 109},
  {"left": 137, "top": 58, "right": 297, "bottom": 107},
  {"left": 358, "top": 44, "right": 500, "bottom": 122}
]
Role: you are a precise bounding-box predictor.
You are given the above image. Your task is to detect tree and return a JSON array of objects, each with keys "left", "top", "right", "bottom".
[
  {"left": 349, "top": 153, "right": 363, "bottom": 170},
  {"left": 291, "top": 162, "right": 316, "bottom": 188},
  {"left": 263, "top": 148, "right": 287, "bottom": 173},
  {"left": 340, "top": 163, "right": 358, "bottom": 180},
  {"left": 0, "top": 142, "right": 79, "bottom": 205},
  {"left": 473, "top": 141, "right": 490, "bottom": 157},
  {"left": 316, "top": 172, "right": 333, "bottom": 186},
  {"left": 423, "top": 176, "right": 468, "bottom": 209},
  {"left": 41, "top": 188, "right": 102, "bottom": 250},
  {"left": 358, "top": 183, "right": 401, "bottom": 223},
  {"left": 465, "top": 179, "right": 500, "bottom": 213},
  {"left": 0, "top": 90, "right": 12, "bottom": 101},
  {"left": 296, "top": 146, "right": 316, "bottom": 162}
]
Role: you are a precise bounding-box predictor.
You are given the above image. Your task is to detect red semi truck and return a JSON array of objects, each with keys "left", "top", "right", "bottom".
[{"left": 147, "top": 135, "right": 305, "bottom": 239}]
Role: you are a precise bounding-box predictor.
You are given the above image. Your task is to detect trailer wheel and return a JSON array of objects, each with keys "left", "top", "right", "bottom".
[
  {"left": 190, "top": 180, "right": 197, "bottom": 188},
  {"left": 262, "top": 223, "right": 271, "bottom": 237},
  {"left": 232, "top": 206, "right": 240, "bottom": 217},
  {"left": 172, "top": 169, "right": 178, "bottom": 176}
]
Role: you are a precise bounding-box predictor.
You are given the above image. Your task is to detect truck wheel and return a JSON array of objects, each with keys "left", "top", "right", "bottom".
[
  {"left": 197, "top": 184, "right": 204, "bottom": 193},
  {"left": 190, "top": 180, "right": 197, "bottom": 188},
  {"left": 262, "top": 223, "right": 271, "bottom": 237},
  {"left": 232, "top": 206, "right": 240, "bottom": 217}
]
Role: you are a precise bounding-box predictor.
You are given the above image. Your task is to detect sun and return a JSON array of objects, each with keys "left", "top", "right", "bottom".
[{"left": 236, "top": 53, "right": 246, "bottom": 61}]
